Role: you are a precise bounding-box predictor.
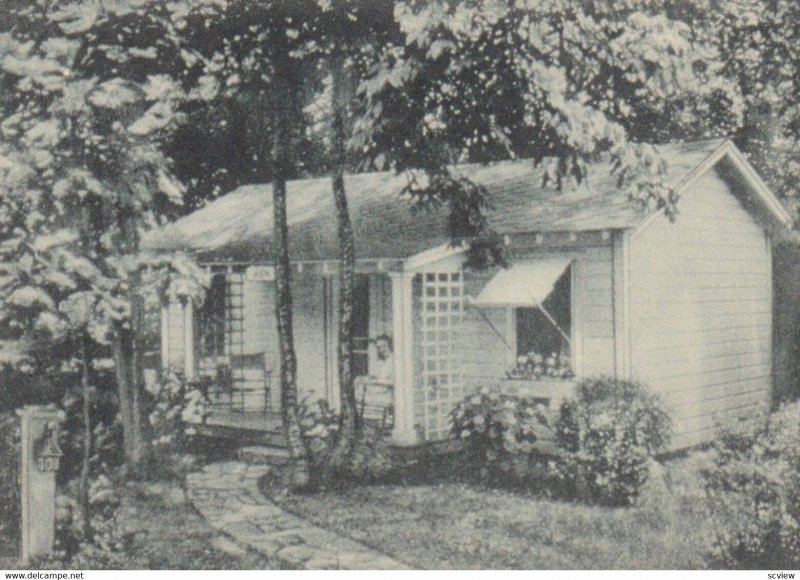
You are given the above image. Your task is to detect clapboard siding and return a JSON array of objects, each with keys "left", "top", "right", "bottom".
[
  {"left": 574, "top": 246, "right": 615, "bottom": 377},
  {"left": 462, "top": 269, "right": 510, "bottom": 390},
  {"left": 459, "top": 245, "right": 616, "bottom": 391},
  {"left": 629, "top": 169, "right": 772, "bottom": 448}
]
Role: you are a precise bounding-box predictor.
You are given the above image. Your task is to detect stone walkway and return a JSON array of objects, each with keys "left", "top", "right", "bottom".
[{"left": 186, "top": 461, "right": 408, "bottom": 570}]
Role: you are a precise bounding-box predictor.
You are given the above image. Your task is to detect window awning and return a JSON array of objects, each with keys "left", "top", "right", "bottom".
[{"left": 471, "top": 257, "right": 572, "bottom": 307}]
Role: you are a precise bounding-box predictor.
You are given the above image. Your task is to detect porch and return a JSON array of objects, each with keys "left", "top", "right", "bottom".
[{"left": 161, "top": 245, "right": 583, "bottom": 445}]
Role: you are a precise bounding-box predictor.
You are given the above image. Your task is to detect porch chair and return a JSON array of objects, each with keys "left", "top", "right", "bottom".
[
  {"left": 228, "top": 352, "right": 272, "bottom": 413},
  {"left": 358, "top": 380, "right": 394, "bottom": 431}
]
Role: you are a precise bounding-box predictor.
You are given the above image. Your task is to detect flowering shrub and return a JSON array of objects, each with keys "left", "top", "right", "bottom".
[
  {"left": 506, "top": 351, "right": 573, "bottom": 381},
  {"left": 451, "top": 389, "right": 549, "bottom": 483},
  {"left": 551, "top": 377, "right": 671, "bottom": 506},
  {"left": 43, "top": 474, "right": 132, "bottom": 568},
  {"left": 700, "top": 402, "right": 800, "bottom": 568},
  {"left": 298, "top": 399, "right": 341, "bottom": 464},
  {"left": 59, "top": 386, "right": 124, "bottom": 485},
  {"left": 298, "top": 399, "right": 395, "bottom": 487},
  {"left": 145, "top": 371, "right": 209, "bottom": 479}
]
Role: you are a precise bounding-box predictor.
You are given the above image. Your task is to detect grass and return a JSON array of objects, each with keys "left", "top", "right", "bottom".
[
  {"left": 6, "top": 481, "right": 283, "bottom": 570},
  {"left": 261, "top": 456, "right": 715, "bottom": 569},
  {"left": 109, "top": 484, "right": 282, "bottom": 570}
]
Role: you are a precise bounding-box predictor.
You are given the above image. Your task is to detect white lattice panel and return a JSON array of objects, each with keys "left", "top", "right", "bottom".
[{"left": 419, "top": 271, "right": 465, "bottom": 440}]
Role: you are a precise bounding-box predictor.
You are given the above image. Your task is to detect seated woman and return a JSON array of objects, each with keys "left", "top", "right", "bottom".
[
  {"left": 355, "top": 334, "right": 394, "bottom": 423},
  {"left": 369, "top": 334, "right": 394, "bottom": 385}
]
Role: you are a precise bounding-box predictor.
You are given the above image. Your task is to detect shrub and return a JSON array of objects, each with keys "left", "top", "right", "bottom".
[
  {"left": 143, "top": 371, "right": 208, "bottom": 480},
  {"left": 450, "top": 389, "right": 549, "bottom": 484},
  {"left": 43, "top": 467, "right": 136, "bottom": 567},
  {"left": 59, "top": 387, "right": 124, "bottom": 486},
  {"left": 0, "top": 413, "right": 20, "bottom": 551},
  {"left": 700, "top": 402, "right": 800, "bottom": 569},
  {"left": 299, "top": 399, "right": 396, "bottom": 488},
  {"left": 551, "top": 377, "right": 671, "bottom": 506}
]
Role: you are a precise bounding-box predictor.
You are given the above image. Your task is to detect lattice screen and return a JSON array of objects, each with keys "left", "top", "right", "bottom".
[{"left": 419, "top": 271, "right": 465, "bottom": 440}]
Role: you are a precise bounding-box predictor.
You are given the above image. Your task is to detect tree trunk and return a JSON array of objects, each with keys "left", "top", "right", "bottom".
[
  {"left": 110, "top": 325, "right": 137, "bottom": 464},
  {"left": 110, "top": 206, "right": 150, "bottom": 470},
  {"left": 329, "top": 55, "right": 361, "bottom": 466},
  {"left": 271, "top": 37, "right": 309, "bottom": 490},
  {"left": 78, "top": 334, "right": 92, "bottom": 541},
  {"left": 110, "top": 313, "right": 149, "bottom": 470}
]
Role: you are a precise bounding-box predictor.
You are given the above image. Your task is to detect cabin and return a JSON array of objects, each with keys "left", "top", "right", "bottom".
[{"left": 142, "top": 139, "right": 792, "bottom": 449}]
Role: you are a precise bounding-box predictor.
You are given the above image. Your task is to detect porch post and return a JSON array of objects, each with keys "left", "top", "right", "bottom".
[
  {"left": 390, "top": 272, "right": 417, "bottom": 445},
  {"left": 160, "top": 301, "right": 170, "bottom": 371},
  {"left": 182, "top": 297, "right": 195, "bottom": 380}
]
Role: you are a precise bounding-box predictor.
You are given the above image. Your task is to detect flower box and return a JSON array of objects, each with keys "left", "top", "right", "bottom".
[{"left": 488, "top": 377, "right": 577, "bottom": 410}]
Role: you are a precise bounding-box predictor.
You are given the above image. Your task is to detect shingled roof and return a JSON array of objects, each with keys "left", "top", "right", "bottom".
[{"left": 143, "top": 139, "right": 731, "bottom": 263}]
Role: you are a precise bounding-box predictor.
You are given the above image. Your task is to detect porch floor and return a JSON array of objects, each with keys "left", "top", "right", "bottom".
[
  {"left": 204, "top": 409, "right": 283, "bottom": 431},
  {"left": 194, "top": 409, "right": 285, "bottom": 445}
]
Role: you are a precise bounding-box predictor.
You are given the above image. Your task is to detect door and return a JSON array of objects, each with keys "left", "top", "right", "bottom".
[{"left": 353, "top": 275, "right": 370, "bottom": 377}]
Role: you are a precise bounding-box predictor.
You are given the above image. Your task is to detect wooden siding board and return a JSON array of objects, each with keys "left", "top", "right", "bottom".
[
  {"left": 575, "top": 246, "right": 615, "bottom": 376},
  {"left": 628, "top": 168, "right": 771, "bottom": 448}
]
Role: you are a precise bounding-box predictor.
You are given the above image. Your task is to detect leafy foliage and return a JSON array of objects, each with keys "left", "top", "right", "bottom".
[
  {"left": 700, "top": 402, "right": 800, "bottom": 569},
  {"left": 450, "top": 389, "right": 549, "bottom": 484},
  {"left": 298, "top": 399, "right": 396, "bottom": 488},
  {"left": 704, "top": 0, "right": 800, "bottom": 220},
  {"left": 144, "top": 371, "right": 208, "bottom": 480},
  {"left": 552, "top": 377, "right": 671, "bottom": 506},
  {"left": 354, "top": 0, "right": 735, "bottom": 260},
  {"left": 0, "top": 413, "right": 20, "bottom": 550}
]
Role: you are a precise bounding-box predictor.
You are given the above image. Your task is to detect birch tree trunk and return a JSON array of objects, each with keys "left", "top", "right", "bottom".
[
  {"left": 271, "top": 35, "right": 310, "bottom": 489},
  {"left": 330, "top": 55, "right": 361, "bottom": 457},
  {"left": 79, "top": 334, "right": 93, "bottom": 541}
]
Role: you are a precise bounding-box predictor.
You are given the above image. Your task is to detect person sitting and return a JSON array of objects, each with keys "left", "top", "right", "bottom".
[
  {"left": 355, "top": 334, "right": 394, "bottom": 425},
  {"left": 369, "top": 334, "right": 394, "bottom": 385}
]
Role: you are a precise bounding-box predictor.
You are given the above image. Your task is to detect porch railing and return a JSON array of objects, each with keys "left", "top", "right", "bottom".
[{"left": 193, "top": 352, "right": 273, "bottom": 414}]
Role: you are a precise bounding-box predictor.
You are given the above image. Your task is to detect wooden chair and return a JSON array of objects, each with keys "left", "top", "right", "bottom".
[
  {"left": 357, "top": 379, "right": 394, "bottom": 431},
  {"left": 229, "top": 352, "right": 272, "bottom": 413}
]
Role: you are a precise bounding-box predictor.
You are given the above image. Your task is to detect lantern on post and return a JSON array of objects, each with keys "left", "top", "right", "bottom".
[
  {"left": 16, "top": 405, "right": 65, "bottom": 565},
  {"left": 34, "top": 422, "right": 63, "bottom": 473}
]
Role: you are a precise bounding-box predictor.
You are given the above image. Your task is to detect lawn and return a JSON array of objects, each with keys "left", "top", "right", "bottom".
[
  {"left": 110, "top": 483, "right": 283, "bottom": 570},
  {"left": 261, "top": 458, "right": 715, "bottom": 569},
  {"left": 4, "top": 481, "right": 284, "bottom": 570}
]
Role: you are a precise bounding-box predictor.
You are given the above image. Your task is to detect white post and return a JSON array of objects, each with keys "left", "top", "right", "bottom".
[
  {"left": 182, "top": 297, "right": 195, "bottom": 380},
  {"left": 160, "top": 301, "right": 170, "bottom": 371},
  {"left": 16, "top": 405, "right": 65, "bottom": 566},
  {"left": 612, "top": 231, "right": 630, "bottom": 379},
  {"left": 390, "top": 272, "right": 417, "bottom": 445}
]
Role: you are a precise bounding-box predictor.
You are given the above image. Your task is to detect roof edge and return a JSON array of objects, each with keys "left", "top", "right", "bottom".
[{"left": 633, "top": 139, "right": 793, "bottom": 238}]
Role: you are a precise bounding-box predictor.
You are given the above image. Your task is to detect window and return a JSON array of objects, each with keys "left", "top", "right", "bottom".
[
  {"left": 199, "top": 273, "right": 227, "bottom": 358},
  {"left": 515, "top": 265, "right": 571, "bottom": 359}
]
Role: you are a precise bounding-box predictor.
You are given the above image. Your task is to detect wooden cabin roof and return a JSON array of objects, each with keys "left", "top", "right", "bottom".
[{"left": 143, "top": 139, "right": 786, "bottom": 263}]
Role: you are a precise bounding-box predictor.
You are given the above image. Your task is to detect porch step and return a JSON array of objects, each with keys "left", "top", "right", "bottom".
[{"left": 238, "top": 445, "right": 292, "bottom": 466}]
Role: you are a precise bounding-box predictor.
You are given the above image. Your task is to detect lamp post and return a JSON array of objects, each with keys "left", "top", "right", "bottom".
[{"left": 16, "top": 405, "right": 65, "bottom": 566}]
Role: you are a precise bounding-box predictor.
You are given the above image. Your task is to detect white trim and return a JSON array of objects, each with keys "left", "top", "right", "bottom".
[
  {"left": 612, "top": 231, "right": 631, "bottom": 379},
  {"left": 765, "top": 231, "right": 774, "bottom": 404},
  {"left": 389, "top": 271, "right": 417, "bottom": 445},
  {"left": 632, "top": 140, "right": 730, "bottom": 237},
  {"left": 403, "top": 242, "right": 467, "bottom": 272},
  {"left": 505, "top": 307, "right": 517, "bottom": 368},
  {"left": 633, "top": 140, "right": 792, "bottom": 239},
  {"left": 182, "top": 298, "right": 195, "bottom": 379},
  {"left": 724, "top": 144, "right": 793, "bottom": 225},
  {"left": 570, "top": 260, "right": 582, "bottom": 377},
  {"left": 160, "top": 302, "right": 170, "bottom": 370}
]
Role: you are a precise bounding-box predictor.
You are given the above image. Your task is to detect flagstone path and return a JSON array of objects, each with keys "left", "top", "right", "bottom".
[{"left": 186, "top": 461, "right": 408, "bottom": 570}]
